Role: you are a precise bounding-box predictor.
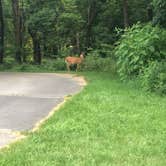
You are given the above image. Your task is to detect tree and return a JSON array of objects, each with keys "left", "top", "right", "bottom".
[
  {"left": 123, "top": 0, "right": 129, "bottom": 27},
  {"left": 1, "top": 0, "right": 162, "bottom": 64},
  {"left": 0, "top": 0, "right": 4, "bottom": 63},
  {"left": 28, "top": 30, "right": 41, "bottom": 64},
  {"left": 57, "top": 0, "right": 84, "bottom": 54},
  {"left": 153, "top": 0, "right": 166, "bottom": 27},
  {"left": 11, "top": 0, "right": 23, "bottom": 63},
  {"left": 27, "top": 0, "right": 61, "bottom": 63}
]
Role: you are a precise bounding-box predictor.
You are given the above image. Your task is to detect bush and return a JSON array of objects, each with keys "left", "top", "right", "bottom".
[
  {"left": 0, "top": 58, "right": 66, "bottom": 72},
  {"left": 87, "top": 44, "right": 114, "bottom": 58},
  {"left": 141, "top": 61, "right": 166, "bottom": 95},
  {"left": 115, "top": 23, "right": 166, "bottom": 80},
  {"left": 42, "top": 58, "right": 66, "bottom": 71},
  {"left": 153, "top": 0, "right": 166, "bottom": 28},
  {"left": 82, "top": 56, "right": 116, "bottom": 73}
]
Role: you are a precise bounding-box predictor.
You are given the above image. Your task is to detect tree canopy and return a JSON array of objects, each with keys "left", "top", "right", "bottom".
[{"left": 0, "top": 0, "right": 165, "bottom": 64}]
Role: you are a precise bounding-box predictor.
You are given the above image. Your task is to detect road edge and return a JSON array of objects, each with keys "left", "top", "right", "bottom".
[{"left": 0, "top": 74, "right": 87, "bottom": 151}]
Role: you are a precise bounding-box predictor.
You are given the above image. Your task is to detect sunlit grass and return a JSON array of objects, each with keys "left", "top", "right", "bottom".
[{"left": 0, "top": 72, "right": 166, "bottom": 166}]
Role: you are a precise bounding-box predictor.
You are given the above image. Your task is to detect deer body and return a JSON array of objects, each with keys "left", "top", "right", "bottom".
[{"left": 65, "top": 53, "right": 84, "bottom": 71}]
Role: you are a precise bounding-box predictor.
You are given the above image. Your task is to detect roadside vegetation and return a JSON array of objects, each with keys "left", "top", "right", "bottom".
[{"left": 0, "top": 72, "right": 166, "bottom": 166}]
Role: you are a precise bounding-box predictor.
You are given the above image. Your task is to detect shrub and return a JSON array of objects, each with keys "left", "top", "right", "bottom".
[
  {"left": 42, "top": 58, "right": 66, "bottom": 71},
  {"left": 82, "top": 56, "right": 116, "bottom": 73},
  {"left": 141, "top": 61, "right": 166, "bottom": 95},
  {"left": 0, "top": 58, "right": 66, "bottom": 72},
  {"left": 153, "top": 0, "right": 166, "bottom": 27},
  {"left": 87, "top": 44, "right": 114, "bottom": 58},
  {"left": 115, "top": 23, "right": 166, "bottom": 80}
]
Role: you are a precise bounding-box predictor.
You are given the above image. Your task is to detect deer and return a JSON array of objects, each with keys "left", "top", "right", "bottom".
[{"left": 65, "top": 52, "right": 84, "bottom": 72}]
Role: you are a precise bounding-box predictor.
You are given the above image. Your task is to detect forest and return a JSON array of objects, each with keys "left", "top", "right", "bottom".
[{"left": 0, "top": 0, "right": 166, "bottom": 94}]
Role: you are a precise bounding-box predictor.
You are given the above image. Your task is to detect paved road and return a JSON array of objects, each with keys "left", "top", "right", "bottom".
[{"left": 0, "top": 72, "right": 82, "bottom": 131}]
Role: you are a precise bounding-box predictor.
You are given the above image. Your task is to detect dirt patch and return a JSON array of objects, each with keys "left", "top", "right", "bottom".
[{"left": 55, "top": 73, "right": 87, "bottom": 87}]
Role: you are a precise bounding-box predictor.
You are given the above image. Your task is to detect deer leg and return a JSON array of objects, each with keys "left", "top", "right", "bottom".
[
  {"left": 76, "top": 64, "right": 80, "bottom": 72},
  {"left": 66, "top": 63, "right": 70, "bottom": 72}
]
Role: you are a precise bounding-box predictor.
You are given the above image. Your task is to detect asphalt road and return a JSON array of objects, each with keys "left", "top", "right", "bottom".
[{"left": 0, "top": 72, "right": 82, "bottom": 131}]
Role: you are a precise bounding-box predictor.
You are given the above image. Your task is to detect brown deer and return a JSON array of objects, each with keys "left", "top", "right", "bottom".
[{"left": 65, "top": 53, "right": 84, "bottom": 71}]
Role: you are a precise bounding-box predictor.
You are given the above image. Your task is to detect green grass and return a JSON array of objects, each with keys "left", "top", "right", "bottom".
[
  {"left": 0, "top": 56, "right": 116, "bottom": 73},
  {"left": 0, "top": 58, "right": 66, "bottom": 73},
  {"left": 0, "top": 72, "right": 166, "bottom": 166}
]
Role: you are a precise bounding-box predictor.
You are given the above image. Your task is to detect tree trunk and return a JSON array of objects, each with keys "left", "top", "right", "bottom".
[
  {"left": 32, "top": 36, "right": 41, "bottom": 64},
  {"left": 43, "top": 43, "right": 47, "bottom": 57},
  {"left": 52, "top": 46, "right": 58, "bottom": 56},
  {"left": 76, "top": 32, "right": 80, "bottom": 54},
  {"left": 29, "top": 30, "right": 41, "bottom": 64},
  {"left": 147, "top": 5, "right": 153, "bottom": 21},
  {"left": 123, "top": 0, "right": 129, "bottom": 28},
  {"left": 20, "top": 0, "right": 26, "bottom": 62},
  {"left": 86, "top": 1, "right": 97, "bottom": 49},
  {"left": 11, "top": 0, "right": 22, "bottom": 63},
  {"left": 42, "top": 35, "right": 48, "bottom": 57},
  {"left": 86, "top": 5, "right": 92, "bottom": 48},
  {"left": 0, "top": 0, "right": 4, "bottom": 64}
]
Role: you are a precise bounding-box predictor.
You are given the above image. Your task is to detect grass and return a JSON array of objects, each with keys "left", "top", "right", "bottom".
[
  {"left": 0, "top": 56, "right": 116, "bottom": 73},
  {"left": 0, "top": 72, "right": 166, "bottom": 166},
  {"left": 0, "top": 58, "right": 66, "bottom": 73}
]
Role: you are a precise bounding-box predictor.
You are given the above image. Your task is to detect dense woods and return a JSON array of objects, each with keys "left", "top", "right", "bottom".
[
  {"left": 0, "top": 0, "right": 158, "bottom": 62},
  {"left": 0, "top": 0, "right": 166, "bottom": 93},
  {"left": 0, "top": 0, "right": 4, "bottom": 63}
]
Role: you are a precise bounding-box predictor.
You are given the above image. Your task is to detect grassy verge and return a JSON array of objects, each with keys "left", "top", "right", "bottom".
[
  {"left": 0, "top": 58, "right": 66, "bottom": 72},
  {"left": 0, "top": 72, "right": 166, "bottom": 166},
  {"left": 0, "top": 56, "right": 116, "bottom": 73}
]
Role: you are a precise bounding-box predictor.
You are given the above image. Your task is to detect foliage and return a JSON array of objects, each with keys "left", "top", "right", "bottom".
[
  {"left": 115, "top": 23, "right": 166, "bottom": 80},
  {"left": 0, "top": 58, "right": 66, "bottom": 72},
  {"left": 42, "top": 58, "right": 66, "bottom": 71},
  {"left": 0, "top": 56, "right": 116, "bottom": 73},
  {"left": 141, "top": 61, "right": 166, "bottom": 95},
  {"left": 2, "top": 0, "right": 156, "bottom": 64},
  {"left": 80, "top": 47, "right": 116, "bottom": 73},
  {"left": 153, "top": 0, "right": 166, "bottom": 27},
  {"left": 82, "top": 56, "right": 116, "bottom": 73},
  {"left": 58, "top": 46, "right": 71, "bottom": 58},
  {"left": 87, "top": 44, "right": 114, "bottom": 58},
  {"left": 57, "top": 0, "right": 84, "bottom": 49}
]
